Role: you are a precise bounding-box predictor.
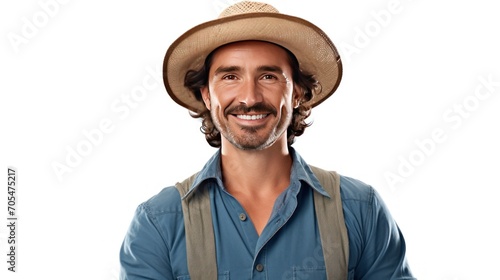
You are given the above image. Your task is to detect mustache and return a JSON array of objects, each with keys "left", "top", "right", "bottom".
[{"left": 225, "top": 103, "right": 277, "bottom": 117}]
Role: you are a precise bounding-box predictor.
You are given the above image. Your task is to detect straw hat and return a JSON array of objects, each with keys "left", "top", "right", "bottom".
[{"left": 163, "top": 1, "right": 342, "bottom": 113}]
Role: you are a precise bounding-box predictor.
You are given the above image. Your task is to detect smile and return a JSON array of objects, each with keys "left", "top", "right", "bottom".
[{"left": 235, "top": 114, "right": 268, "bottom": 120}]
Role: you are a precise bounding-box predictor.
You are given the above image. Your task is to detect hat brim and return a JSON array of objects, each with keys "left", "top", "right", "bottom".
[{"left": 163, "top": 12, "right": 342, "bottom": 113}]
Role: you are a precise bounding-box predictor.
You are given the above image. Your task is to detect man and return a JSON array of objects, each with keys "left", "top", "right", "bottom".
[{"left": 120, "top": 2, "right": 416, "bottom": 279}]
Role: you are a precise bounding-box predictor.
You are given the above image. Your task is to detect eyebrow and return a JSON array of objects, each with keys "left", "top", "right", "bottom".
[
  {"left": 213, "top": 65, "right": 285, "bottom": 76},
  {"left": 257, "top": 65, "right": 284, "bottom": 74},
  {"left": 213, "top": 65, "right": 241, "bottom": 76}
]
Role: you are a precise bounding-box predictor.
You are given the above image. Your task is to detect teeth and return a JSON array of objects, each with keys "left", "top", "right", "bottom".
[{"left": 236, "top": 114, "right": 267, "bottom": 120}]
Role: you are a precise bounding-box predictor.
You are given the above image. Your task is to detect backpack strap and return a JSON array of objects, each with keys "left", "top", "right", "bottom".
[
  {"left": 309, "top": 165, "right": 349, "bottom": 280},
  {"left": 175, "top": 173, "right": 217, "bottom": 280},
  {"left": 175, "top": 166, "right": 349, "bottom": 279}
]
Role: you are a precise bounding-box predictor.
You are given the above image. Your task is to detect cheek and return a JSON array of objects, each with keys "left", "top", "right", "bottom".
[
  {"left": 209, "top": 90, "right": 236, "bottom": 111},
  {"left": 207, "top": 96, "right": 226, "bottom": 116},
  {"left": 280, "top": 93, "right": 295, "bottom": 110},
  {"left": 203, "top": 88, "right": 226, "bottom": 112}
]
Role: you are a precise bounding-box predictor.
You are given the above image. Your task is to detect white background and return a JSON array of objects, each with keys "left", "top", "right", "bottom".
[{"left": 1, "top": 0, "right": 499, "bottom": 279}]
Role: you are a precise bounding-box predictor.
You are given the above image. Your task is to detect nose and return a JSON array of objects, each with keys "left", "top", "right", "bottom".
[{"left": 238, "top": 79, "right": 263, "bottom": 106}]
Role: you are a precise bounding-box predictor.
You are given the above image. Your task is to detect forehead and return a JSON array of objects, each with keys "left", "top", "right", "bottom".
[{"left": 209, "top": 41, "right": 292, "bottom": 69}]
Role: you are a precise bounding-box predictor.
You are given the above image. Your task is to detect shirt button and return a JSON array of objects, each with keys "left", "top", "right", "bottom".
[
  {"left": 239, "top": 213, "right": 247, "bottom": 221},
  {"left": 255, "top": 264, "right": 264, "bottom": 272}
]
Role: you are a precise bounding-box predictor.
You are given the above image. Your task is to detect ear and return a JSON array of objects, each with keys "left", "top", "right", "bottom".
[
  {"left": 292, "top": 86, "right": 304, "bottom": 109},
  {"left": 200, "top": 86, "right": 211, "bottom": 110}
]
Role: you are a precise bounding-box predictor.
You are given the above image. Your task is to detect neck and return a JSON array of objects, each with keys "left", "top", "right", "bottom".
[{"left": 220, "top": 138, "right": 293, "bottom": 196}]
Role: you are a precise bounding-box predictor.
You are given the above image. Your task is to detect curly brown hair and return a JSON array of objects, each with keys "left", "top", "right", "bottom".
[{"left": 184, "top": 42, "right": 320, "bottom": 148}]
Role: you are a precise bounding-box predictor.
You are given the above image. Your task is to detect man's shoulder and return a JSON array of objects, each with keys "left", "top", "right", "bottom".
[
  {"left": 139, "top": 169, "right": 210, "bottom": 216},
  {"left": 140, "top": 185, "right": 183, "bottom": 216},
  {"left": 338, "top": 174, "right": 375, "bottom": 205}
]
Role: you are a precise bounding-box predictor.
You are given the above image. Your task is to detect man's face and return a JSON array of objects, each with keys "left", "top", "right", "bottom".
[{"left": 201, "top": 41, "right": 300, "bottom": 151}]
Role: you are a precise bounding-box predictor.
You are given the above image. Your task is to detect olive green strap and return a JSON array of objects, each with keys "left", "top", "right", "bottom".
[
  {"left": 175, "top": 173, "right": 217, "bottom": 280},
  {"left": 310, "top": 165, "right": 349, "bottom": 280}
]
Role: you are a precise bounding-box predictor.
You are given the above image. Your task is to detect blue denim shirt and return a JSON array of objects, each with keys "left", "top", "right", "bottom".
[{"left": 120, "top": 148, "right": 415, "bottom": 279}]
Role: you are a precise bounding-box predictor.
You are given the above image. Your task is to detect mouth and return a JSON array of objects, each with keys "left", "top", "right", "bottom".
[{"left": 235, "top": 114, "right": 269, "bottom": 120}]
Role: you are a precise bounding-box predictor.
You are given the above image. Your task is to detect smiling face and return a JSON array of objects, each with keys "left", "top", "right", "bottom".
[{"left": 201, "top": 41, "right": 301, "bottom": 151}]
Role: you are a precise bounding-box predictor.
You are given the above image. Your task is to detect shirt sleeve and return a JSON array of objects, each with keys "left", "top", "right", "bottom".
[
  {"left": 356, "top": 187, "right": 416, "bottom": 280},
  {"left": 119, "top": 204, "right": 173, "bottom": 280}
]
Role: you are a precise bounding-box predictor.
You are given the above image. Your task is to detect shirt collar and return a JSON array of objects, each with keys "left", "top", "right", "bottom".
[
  {"left": 289, "top": 147, "right": 331, "bottom": 198},
  {"left": 182, "top": 147, "right": 330, "bottom": 200}
]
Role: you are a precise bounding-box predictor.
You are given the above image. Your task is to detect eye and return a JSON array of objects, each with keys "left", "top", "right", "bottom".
[
  {"left": 261, "top": 74, "right": 277, "bottom": 80},
  {"left": 222, "top": 74, "right": 238, "bottom": 80}
]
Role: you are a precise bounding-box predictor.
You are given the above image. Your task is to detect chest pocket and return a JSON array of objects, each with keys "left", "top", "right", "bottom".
[
  {"left": 177, "top": 271, "right": 230, "bottom": 280},
  {"left": 292, "top": 267, "right": 326, "bottom": 280}
]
